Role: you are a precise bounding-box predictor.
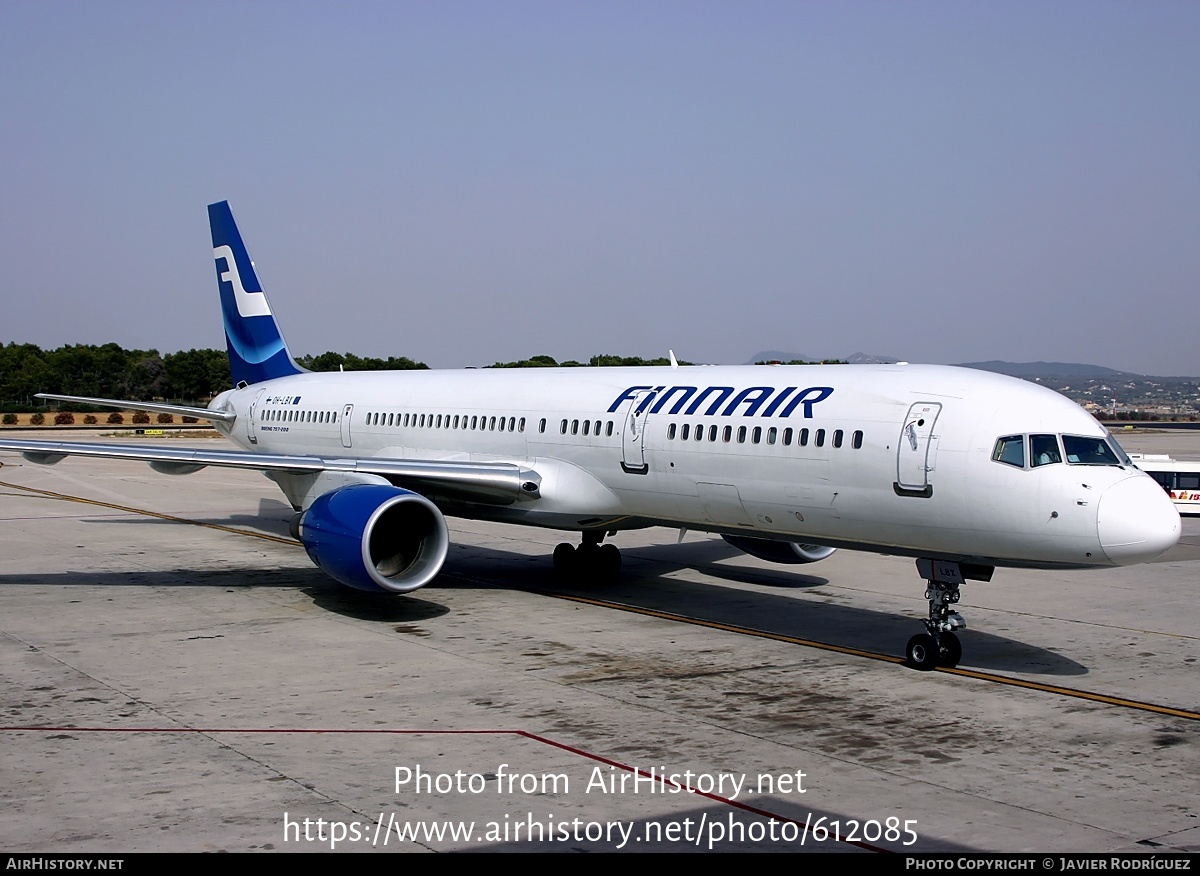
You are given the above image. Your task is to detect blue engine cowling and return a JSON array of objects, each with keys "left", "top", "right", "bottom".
[
  {"left": 298, "top": 484, "right": 450, "bottom": 593},
  {"left": 722, "top": 534, "right": 836, "bottom": 564}
]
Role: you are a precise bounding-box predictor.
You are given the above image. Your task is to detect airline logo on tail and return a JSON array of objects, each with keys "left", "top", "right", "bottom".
[
  {"left": 208, "top": 200, "right": 302, "bottom": 385},
  {"left": 213, "top": 245, "right": 271, "bottom": 318}
]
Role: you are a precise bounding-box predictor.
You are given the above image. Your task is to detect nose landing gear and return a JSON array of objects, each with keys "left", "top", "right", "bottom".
[{"left": 905, "top": 559, "right": 988, "bottom": 670}]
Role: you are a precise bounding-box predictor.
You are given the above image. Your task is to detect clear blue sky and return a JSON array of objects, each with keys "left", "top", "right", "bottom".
[{"left": 2, "top": 1, "right": 1197, "bottom": 375}]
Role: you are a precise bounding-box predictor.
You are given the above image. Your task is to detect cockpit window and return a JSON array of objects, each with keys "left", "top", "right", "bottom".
[
  {"left": 992, "top": 435, "right": 1025, "bottom": 468},
  {"left": 1062, "top": 434, "right": 1122, "bottom": 466},
  {"left": 1104, "top": 430, "right": 1133, "bottom": 466},
  {"left": 1030, "top": 434, "right": 1062, "bottom": 467}
]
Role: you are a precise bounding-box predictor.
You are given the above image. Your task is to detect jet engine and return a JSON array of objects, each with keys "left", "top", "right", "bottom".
[
  {"left": 722, "top": 534, "right": 836, "bottom": 564},
  {"left": 298, "top": 484, "right": 449, "bottom": 593}
]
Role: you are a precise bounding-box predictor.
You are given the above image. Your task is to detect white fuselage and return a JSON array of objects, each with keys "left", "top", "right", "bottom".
[{"left": 210, "top": 362, "right": 1180, "bottom": 570}]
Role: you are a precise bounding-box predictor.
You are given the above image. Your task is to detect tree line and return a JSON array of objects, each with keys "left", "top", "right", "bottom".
[
  {"left": 0, "top": 345, "right": 723, "bottom": 411},
  {"left": 0, "top": 343, "right": 434, "bottom": 410}
]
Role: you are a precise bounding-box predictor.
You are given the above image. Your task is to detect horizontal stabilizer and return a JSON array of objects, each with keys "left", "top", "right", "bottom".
[{"left": 34, "top": 393, "right": 236, "bottom": 424}]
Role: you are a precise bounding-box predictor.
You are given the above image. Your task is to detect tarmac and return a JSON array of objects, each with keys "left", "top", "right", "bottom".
[{"left": 0, "top": 429, "right": 1197, "bottom": 853}]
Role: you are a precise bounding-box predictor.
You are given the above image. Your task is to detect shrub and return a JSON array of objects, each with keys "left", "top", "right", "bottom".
[
  {"left": 132, "top": 411, "right": 150, "bottom": 424},
  {"left": 156, "top": 412, "right": 174, "bottom": 424},
  {"left": 54, "top": 411, "right": 76, "bottom": 425},
  {"left": 182, "top": 415, "right": 199, "bottom": 424},
  {"left": 30, "top": 412, "right": 45, "bottom": 425},
  {"left": 106, "top": 412, "right": 124, "bottom": 424},
  {"left": 83, "top": 414, "right": 98, "bottom": 424},
  {"left": 1, "top": 413, "right": 16, "bottom": 425}
]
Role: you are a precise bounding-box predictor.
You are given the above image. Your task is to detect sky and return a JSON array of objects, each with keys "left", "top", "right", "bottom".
[{"left": 1, "top": 1, "right": 1197, "bottom": 376}]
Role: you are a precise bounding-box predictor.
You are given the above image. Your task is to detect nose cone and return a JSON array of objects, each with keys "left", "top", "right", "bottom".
[{"left": 1097, "top": 475, "right": 1181, "bottom": 565}]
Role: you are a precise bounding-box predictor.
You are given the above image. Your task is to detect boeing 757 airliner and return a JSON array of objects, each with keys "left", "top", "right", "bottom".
[{"left": 0, "top": 202, "right": 1181, "bottom": 670}]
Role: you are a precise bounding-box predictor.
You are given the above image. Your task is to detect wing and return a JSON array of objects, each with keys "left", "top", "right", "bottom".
[{"left": 0, "top": 438, "right": 541, "bottom": 505}]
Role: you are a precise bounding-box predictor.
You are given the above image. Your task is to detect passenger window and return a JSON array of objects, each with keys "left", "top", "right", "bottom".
[
  {"left": 538, "top": 418, "right": 546, "bottom": 433},
  {"left": 667, "top": 423, "right": 677, "bottom": 440},
  {"left": 1030, "top": 434, "right": 1062, "bottom": 467},
  {"left": 752, "top": 426, "right": 762, "bottom": 444},
  {"left": 606, "top": 421, "right": 614, "bottom": 437},
  {"left": 680, "top": 424, "right": 689, "bottom": 440},
  {"left": 723, "top": 426, "right": 732, "bottom": 442},
  {"left": 799, "top": 428, "right": 809, "bottom": 447},
  {"left": 783, "top": 427, "right": 793, "bottom": 446},
  {"left": 767, "top": 427, "right": 776, "bottom": 445},
  {"left": 992, "top": 435, "right": 1025, "bottom": 468},
  {"left": 852, "top": 430, "right": 863, "bottom": 449},
  {"left": 708, "top": 425, "right": 718, "bottom": 442},
  {"left": 815, "top": 429, "right": 825, "bottom": 448}
]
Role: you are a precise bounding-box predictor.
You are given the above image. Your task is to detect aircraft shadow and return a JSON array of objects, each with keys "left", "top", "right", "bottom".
[
  {"left": 3, "top": 511, "right": 1086, "bottom": 675},
  {"left": 0, "top": 565, "right": 449, "bottom": 624},
  {"left": 435, "top": 539, "right": 1089, "bottom": 677}
]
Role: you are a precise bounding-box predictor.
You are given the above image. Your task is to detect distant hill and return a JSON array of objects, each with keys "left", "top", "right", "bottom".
[
  {"left": 746, "top": 354, "right": 1163, "bottom": 378},
  {"left": 957, "top": 361, "right": 1135, "bottom": 379},
  {"left": 740, "top": 354, "right": 1196, "bottom": 414},
  {"left": 747, "top": 350, "right": 898, "bottom": 365}
]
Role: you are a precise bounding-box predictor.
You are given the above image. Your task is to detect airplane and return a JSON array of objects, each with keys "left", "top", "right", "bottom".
[{"left": 0, "top": 201, "right": 1182, "bottom": 671}]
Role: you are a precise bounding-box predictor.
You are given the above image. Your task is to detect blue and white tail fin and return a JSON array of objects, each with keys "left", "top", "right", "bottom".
[{"left": 208, "top": 201, "right": 304, "bottom": 386}]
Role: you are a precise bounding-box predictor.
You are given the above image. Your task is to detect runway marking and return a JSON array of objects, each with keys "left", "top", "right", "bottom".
[
  {"left": 0, "top": 725, "right": 885, "bottom": 852},
  {"left": 6, "top": 472, "right": 1197, "bottom": 723}
]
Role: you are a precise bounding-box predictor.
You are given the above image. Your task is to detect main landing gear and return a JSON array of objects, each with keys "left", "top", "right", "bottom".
[
  {"left": 905, "top": 558, "right": 973, "bottom": 671},
  {"left": 553, "top": 530, "right": 622, "bottom": 584}
]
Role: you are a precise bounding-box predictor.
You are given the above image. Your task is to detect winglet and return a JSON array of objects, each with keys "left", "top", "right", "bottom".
[{"left": 208, "top": 201, "right": 304, "bottom": 385}]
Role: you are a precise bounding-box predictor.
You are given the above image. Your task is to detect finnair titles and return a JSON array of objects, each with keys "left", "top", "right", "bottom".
[{"left": 606, "top": 385, "right": 833, "bottom": 419}]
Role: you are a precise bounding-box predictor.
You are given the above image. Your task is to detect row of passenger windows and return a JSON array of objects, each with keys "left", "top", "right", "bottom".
[
  {"left": 666, "top": 422, "right": 864, "bottom": 449},
  {"left": 363, "top": 411, "right": 622, "bottom": 438},
  {"left": 560, "top": 419, "right": 616, "bottom": 437},
  {"left": 265, "top": 408, "right": 337, "bottom": 423},
  {"left": 366, "top": 411, "right": 528, "bottom": 433},
  {"left": 360, "top": 409, "right": 866, "bottom": 450}
]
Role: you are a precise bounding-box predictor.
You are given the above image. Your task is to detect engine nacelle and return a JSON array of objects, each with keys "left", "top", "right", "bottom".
[
  {"left": 722, "top": 534, "right": 836, "bottom": 564},
  {"left": 299, "top": 484, "right": 449, "bottom": 593}
]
